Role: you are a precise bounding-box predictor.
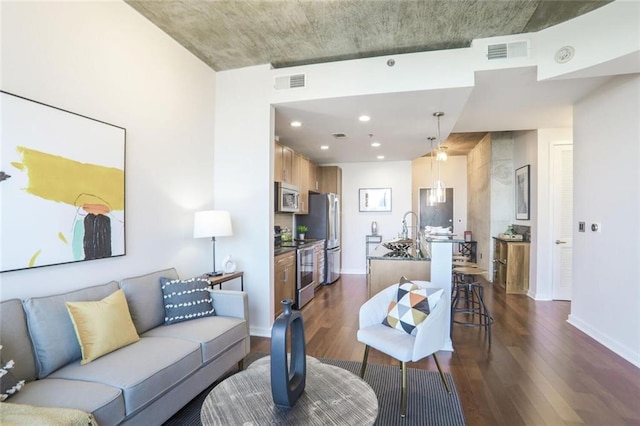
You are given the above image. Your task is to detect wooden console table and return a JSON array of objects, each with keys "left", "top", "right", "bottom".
[{"left": 206, "top": 271, "right": 244, "bottom": 291}]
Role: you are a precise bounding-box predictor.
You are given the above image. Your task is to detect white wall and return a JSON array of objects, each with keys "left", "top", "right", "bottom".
[
  {"left": 513, "top": 130, "right": 539, "bottom": 297},
  {"left": 570, "top": 74, "right": 640, "bottom": 367},
  {"left": 1, "top": 2, "right": 217, "bottom": 299},
  {"left": 213, "top": 65, "right": 274, "bottom": 337},
  {"left": 338, "top": 161, "right": 412, "bottom": 274}
]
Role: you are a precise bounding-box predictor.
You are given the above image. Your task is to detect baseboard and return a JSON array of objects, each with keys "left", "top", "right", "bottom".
[
  {"left": 250, "top": 326, "right": 272, "bottom": 338},
  {"left": 567, "top": 314, "right": 640, "bottom": 368},
  {"left": 340, "top": 268, "right": 366, "bottom": 275}
]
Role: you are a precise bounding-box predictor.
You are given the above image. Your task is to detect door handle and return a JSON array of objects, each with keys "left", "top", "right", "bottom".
[{"left": 555, "top": 240, "right": 567, "bottom": 244}]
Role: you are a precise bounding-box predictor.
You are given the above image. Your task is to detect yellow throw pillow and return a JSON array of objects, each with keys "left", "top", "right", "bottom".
[{"left": 66, "top": 289, "right": 140, "bottom": 365}]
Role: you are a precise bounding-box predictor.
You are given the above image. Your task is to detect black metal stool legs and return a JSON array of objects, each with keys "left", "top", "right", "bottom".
[{"left": 451, "top": 281, "right": 493, "bottom": 344}]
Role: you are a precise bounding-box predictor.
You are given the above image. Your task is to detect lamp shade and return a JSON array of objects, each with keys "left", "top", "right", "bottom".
[{"left": 193, "top": 210, "right": 233, "bottom": 238}]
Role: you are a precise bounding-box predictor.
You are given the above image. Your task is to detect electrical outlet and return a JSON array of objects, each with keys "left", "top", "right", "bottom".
[
  {"left": 591, "top": 223, "right": 601, "bottom": 232},
  {"left": 578, "top": 222, "right": 585, "bottom": 232}
]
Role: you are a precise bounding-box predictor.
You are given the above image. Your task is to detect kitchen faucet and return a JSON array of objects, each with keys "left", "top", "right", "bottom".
[{"left": 401, "top": 211, "right": 418, "bottom": 240}]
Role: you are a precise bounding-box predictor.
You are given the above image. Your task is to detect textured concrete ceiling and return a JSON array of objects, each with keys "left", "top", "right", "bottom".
[
  {"left": 125, "top": 0, "right": 615, "bottom": 163},
  {"left": 126, "top": 0, "right": 611, "bottom": 72}
]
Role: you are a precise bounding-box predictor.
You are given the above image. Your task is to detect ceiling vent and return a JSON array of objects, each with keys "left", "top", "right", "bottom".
[
  {"left": 487, "top": 40, "right": 529, "bottom": 60},
  {"left": 274, "top": 73, "right": 306, "bottom": 90},
  {"left": 331, "top": 133, "right": 347, "bottom": 139}
]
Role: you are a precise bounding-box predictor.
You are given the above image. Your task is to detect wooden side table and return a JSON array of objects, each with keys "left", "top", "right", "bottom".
[{"left": 206, "top": 271, "right": 243, "bottom": 291}]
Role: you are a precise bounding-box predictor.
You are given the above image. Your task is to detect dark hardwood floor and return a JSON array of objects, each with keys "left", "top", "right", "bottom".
[{"left": 250, "top": 274, "right": 640, "bottom": 426}]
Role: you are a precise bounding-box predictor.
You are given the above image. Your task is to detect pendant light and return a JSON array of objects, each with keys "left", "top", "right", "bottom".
[
  {"left": 428, "top": 136, "right": 437, "bottom": 206},
  {"left": 433, "top": 112, "right": 446, "bottom": 203}
]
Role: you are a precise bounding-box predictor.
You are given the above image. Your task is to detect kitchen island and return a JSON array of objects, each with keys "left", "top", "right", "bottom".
[
  {"left": 367, "top": 249, "right": 431, "bottom": 298},
  {"left": 366, "top": 238, "right": 464, "bottom": 293}
]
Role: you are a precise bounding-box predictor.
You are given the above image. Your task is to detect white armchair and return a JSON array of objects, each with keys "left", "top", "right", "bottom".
[{"left": 357, "top": 280, "right": 451, "bottom": 417}]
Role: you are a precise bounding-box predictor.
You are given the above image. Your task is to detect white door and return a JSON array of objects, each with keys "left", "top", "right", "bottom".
[{"left": 552, "top": 144, "right": 573, "bottom": 300}]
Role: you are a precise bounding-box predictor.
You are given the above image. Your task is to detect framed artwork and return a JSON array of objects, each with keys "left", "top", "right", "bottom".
[
  {"left": 359, "top": 188, "right": 392, "bottom": 212},
  {"left": 515, "top": 165, "right": 530, "bottom": 220},
  {"left": 1, "top": 91, "right": 126, "bottom": 272}
]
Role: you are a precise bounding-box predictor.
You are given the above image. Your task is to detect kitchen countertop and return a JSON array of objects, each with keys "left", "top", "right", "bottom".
[
  {"left": 366, "top": 236, "right": 466, "bottom": 261},
  {"left": 274, "top": 239, "right": 324, "bottom": 256}
]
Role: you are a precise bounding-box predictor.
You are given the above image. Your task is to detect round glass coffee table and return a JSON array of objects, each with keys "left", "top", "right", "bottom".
[{"left": 201, "top": 356, "right": 378, "bottom": 425}]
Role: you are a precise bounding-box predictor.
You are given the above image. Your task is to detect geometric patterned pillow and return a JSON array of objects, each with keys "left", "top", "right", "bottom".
[
  {"left": 0, "top": 348, "right": 25, "bottom": 401},
  {"left": 160, "top": 277, "right": 215, "bottom": 325},
  {"left": 382, "top": 278, "right": 444, "bottom": 336}
]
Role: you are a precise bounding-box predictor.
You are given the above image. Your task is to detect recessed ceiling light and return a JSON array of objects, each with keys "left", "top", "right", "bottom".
[
  {"left": 359, "top": 115, "right": 371, "bottom": 122},
  {"left": 320, "top": 145, "right": 329, "bottom": 150},
  {"left": 371, "top": 142, "right": 381, "bottom": 148},
  {"left": 290, "top": 121, "right": 302, "bottom": 127},
  {"left": 377, "top": 155, "right": 385, "bottom": 160}
]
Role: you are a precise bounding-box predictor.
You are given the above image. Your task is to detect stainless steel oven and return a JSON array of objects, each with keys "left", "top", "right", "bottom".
[{"left": 297, "top": 245, "right": 315, "bottom": 308}]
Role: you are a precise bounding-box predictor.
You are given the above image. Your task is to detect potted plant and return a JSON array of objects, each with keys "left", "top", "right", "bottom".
[{"left": 297, "top": 225, "right": 308, "bottom": 240}]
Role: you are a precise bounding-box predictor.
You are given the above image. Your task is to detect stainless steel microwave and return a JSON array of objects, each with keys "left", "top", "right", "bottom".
[{"left": 275, "top": 182, "right": 299, "bottom": 213}]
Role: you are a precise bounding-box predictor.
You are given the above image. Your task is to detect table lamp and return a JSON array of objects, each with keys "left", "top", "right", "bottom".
[{"left": 194, "top": 210, "right": 233, "bottom": 276}]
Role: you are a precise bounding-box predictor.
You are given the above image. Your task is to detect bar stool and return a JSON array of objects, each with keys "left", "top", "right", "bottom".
[{"left": 451, "top": 267, "right": 493, "bottom": 344}]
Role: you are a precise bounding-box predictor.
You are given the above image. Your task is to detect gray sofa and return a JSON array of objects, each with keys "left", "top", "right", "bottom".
[{"left": 0, "top": 268, "right": 250, "bottom": 425}]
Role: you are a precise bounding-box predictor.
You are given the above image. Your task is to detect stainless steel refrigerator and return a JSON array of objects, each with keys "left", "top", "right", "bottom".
[{"left": 298, "top": 193, "right": 341, "bottom": 284}]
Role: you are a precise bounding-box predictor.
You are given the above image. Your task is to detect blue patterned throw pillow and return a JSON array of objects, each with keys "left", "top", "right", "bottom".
[{"left": 160, "top": 277, "right": 215, "bottom": 325}]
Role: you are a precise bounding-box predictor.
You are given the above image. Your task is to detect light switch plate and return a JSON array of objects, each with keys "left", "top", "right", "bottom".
[{"left": 578, "top": 222, "right": 585, "bottom": 232}]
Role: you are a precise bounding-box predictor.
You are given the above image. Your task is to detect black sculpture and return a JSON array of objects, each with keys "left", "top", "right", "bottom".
[{"left": 270, "top": 299, "right": 306, "bottom": 408}]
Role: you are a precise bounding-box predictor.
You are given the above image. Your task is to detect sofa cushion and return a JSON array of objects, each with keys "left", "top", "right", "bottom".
[
  {"left": 8, "top": 377, "right": 124, "bottom": 426},
  {"left": 160, "top": 277, "right": 215, "bottom": 325},
  {"left": 119, "top": 268, "right": 178, "bottom": 334},
  {"left": 66, "top": 289, "right": 140, "bottom": 365},
  {"left": 48, "top": 336, "right": 201, "bottom": 416},
  {"left": 0, "top": 299, "right": 37, "bottom": 382},
  {"left": 143, "top": 316, "right": 247, "bottom": 363},
  {"left": 22, "top": 281, "right": 119, "bottom": 379}
]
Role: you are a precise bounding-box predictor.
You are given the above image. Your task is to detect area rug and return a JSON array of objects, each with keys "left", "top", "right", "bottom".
[{"left": 163, "top": 353, "right": 466, "bottom": 426}]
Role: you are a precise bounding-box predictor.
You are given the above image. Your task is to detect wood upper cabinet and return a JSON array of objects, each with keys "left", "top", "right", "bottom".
[
  {"left": 274, "top": 251, "right": 296, "bottom": 318},
  {"left": 319, "top": 166, "right": 342, "bottom": 196},
  {"left": 308, "top": 162, "right": 320, "bottom": 193},
  {"left": 493, "top": 238, "right": 530, "bottom": 294},
  {"left": 294, "top": 153, "right": 310, "bottom": 214},
  {"left": 274, "top": 142, "right": 293, "bottom": 183}
]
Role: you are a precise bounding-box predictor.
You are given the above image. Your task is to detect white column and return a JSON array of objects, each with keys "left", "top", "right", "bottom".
[{"left": 430, "top": 241, "right": 454, "bottom": 351}]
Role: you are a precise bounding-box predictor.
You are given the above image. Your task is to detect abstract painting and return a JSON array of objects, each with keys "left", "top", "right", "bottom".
[{"left": 1, "top": 91, "right": 126, "bottom": 272}]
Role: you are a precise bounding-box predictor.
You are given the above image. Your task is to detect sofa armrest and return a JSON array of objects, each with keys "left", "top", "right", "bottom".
[{"left": 209, "top": 290, "right": 249, "bottom": 322}]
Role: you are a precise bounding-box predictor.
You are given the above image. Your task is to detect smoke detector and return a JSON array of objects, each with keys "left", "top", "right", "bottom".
[{"left": 555, "top": 46, "right": 575, "bottom": 64}]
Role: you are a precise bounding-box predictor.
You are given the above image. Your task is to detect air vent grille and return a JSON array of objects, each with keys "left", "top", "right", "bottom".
[
  {"left": 487, "top": 43, "right": 508, "bottom": 60},
  {"left": 331, "top": 133, "right": 347, "bottom": 139},
  {"left": 274, "top": 73, "right": 306, "bottom": 90},
  {"left": 487, "top": 40, "right": 529, "bottom": 60}
]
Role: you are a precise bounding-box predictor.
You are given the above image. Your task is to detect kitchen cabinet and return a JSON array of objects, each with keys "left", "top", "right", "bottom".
[
  {"left": 308, "top": 162, "right": 320, "bottom": 193},
  {"left": 294, "top": 153, "right": 310, "bottom": 214},
  {"left": 319, "top": 166, "right": 342, "bottom": 196},
  {"left": 274, "top": 251, "right": 296, "bottom": 318},
  {"left": 274, "top": 142, "right": 294, "bottom": 183},
  {"left": 492, "top": 238, "right": 530, "bottom": 294}
]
